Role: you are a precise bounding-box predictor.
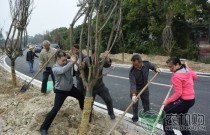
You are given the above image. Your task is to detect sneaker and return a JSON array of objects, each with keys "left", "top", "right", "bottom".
[
  {"left": 110, "top": 114, "right": 115, "bottom": 120},
  {"left": 40, "top": 129, "right": 48, "bottom": 135},
  {"left": 132, "top": 116, "right": 139, "bottom": 122}
]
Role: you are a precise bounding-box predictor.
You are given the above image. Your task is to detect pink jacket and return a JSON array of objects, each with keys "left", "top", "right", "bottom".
[{"left": 166, "top": 67, "right": 197, "bottom": 105}]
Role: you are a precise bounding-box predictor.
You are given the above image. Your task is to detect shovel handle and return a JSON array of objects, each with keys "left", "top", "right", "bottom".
[
  {"left": 107, "top": 72, "right": 160, "bottom": 135},
  {"left": 150, "top": 85, "right": 173, "bottom": 134},
  {"left": 27, "top": 50, "right": 58, "bottom": 85}
]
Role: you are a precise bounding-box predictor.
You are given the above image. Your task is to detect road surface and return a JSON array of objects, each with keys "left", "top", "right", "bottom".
[{"left": 5, "top": 51, "right": 210, "bottom": 135}]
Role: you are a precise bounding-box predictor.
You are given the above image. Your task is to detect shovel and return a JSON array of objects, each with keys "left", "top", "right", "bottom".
[
  {"left": 107, "top": 72, "right": 160, "bottom": 135},
  {"left": 20, "top": 50, "right": 57, "bottom": 93},
  {"left": 150, "top": 85, "right": 173, "bottom": 134}
]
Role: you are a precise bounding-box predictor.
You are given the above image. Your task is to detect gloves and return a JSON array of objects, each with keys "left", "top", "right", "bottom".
[
  {"left": 74, "top": 58, "right": 80, "bottom": 71},
  {"left": 74, "top": 63, "right": 79, "bottom": 71},
  {"left": 70, "top": 55, "right": 76, "bottom": 64},
  {"left": 132, "top": 95, "right": 138, "bottom": 103},
  {"left": 103, "top": 51, "right": 110, "bottom": 58},
  {"left": 156, "top": 68, "right": 161, "bottom": 73}
]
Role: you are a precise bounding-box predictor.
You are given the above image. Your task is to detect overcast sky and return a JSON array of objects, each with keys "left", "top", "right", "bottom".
[{"left": 0, "top": 0, "right": 83, "bottom": 37}]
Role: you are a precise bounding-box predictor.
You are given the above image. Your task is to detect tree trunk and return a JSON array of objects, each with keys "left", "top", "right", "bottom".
[
  {"left": 78, "top": 93, "right": 93, "bottom": 135},
  {"left": 122, "top": 52, "right": 124, "bottom": 63},
  {"left": 11, "top": 59, "right": 17, "bottom": 86}
]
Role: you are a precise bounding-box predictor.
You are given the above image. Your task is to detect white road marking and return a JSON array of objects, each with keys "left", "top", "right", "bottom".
[
  {"left": 107, "top": 74, "right": 171, "bottom": 87},
  {"left": 112, "top": 65, "right": 210, "bottom": 78}
]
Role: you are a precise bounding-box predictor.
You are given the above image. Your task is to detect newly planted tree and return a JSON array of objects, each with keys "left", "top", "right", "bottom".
[
  {"left": 162, "top": 9, "right": 174, "bottom": 55},
  {"left": 4, "top": 0, "right": 34, "bottom": 86},
  {"left": 69, "top": 0, "right": 122, "bottom": 134}
]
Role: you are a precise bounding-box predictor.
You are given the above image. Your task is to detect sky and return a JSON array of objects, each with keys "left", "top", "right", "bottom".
[{"left": 0, "top": 0, "right": 83, "bottom": 37}]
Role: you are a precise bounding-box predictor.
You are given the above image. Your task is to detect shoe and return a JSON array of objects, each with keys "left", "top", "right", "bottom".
[
  {"left": 132, "top": 116, "right": 139, "bottom": 122},
  {"left": 40, "top": 129, "right": 48, "bottom": 135},
  {"left": 110, "top": 114, "right": 115, "bottom": 120}
]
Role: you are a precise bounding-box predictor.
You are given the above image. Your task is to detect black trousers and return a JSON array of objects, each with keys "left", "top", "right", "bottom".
[
  {"left": 40, "top": 86, "right": 84, "bottom": 130},
  {"left": 90, "top": 85, "right": 114, "bottom": 118},
  {"left": 41, "top": 67, "right": 55, "bottom": 93},
  {"left": 163, "top": 98, "right": 195, "bottom": 135},
  {"left": 131, "top": 88, "right": 150, "bottom": 117},
  {"left": 76, "top": 76, "right": 85, "bottom": 95}
]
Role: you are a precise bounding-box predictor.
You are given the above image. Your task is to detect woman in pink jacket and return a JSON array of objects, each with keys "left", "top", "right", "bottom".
[{"left": 163, "top": 57, "right": 197, "bottom": 135}]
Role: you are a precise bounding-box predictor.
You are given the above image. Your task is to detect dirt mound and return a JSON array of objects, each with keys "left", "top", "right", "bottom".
[{"left": 0, "top": 66, "right": 148, "bottom": 135}]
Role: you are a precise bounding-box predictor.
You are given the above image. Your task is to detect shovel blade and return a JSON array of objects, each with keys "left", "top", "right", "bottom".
[{"left": 20, "top": 83, "right": 30, "bottom": 93}]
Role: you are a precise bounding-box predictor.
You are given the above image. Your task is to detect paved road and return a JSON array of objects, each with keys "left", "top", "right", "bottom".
[{"left": 5, "top": 51, "right": 210, "bottom": 135}]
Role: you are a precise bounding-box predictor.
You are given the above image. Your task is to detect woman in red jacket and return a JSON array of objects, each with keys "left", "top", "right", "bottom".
[{"left": 163, "top": 57, "right": 197, "bottom": 135}]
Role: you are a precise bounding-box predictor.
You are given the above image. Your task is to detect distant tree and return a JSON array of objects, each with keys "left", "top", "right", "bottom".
[
  {"left": 162, "top": 0, "right": 202, "bottom": 57},
  {"left": 50, "top": 27, "right": 69, "bottom": 49},
  {"left": 4, "top": 0, "right": 34, "bottom": 86},
  {"left": 122, "top": 0, "right": 205, "bottom": 58},
  {"left": 27, "top": 34, "right": 44, "bottom": 44},
  {"left": 0, "top": 28, "right": 5, "bottom": 53},
  {"left": 43, "top": 30, "right": 52, "bottom": 42}
]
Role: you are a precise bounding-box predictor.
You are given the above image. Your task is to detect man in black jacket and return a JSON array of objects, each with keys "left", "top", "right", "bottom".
[
  {"left": 26, "top": 46, "right": 39, "bottom": 73},
  {"left": 129, "top": 54, "right": 161, "bottom": 122},
  {"left": 83, "top": 49, "right": 115, "bottom": 121},
  {"left": 72, "top": 44, "right": 87, "bottom": 95}
]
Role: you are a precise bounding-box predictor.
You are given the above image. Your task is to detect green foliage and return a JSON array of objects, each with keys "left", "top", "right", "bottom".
[
  {"left": 199, "top": 57, "right": 210, "bottom": 64},
  {"left": 122, "top": 0, "right": 209, "bottom": 60},
  {"left": 171, "top": 44, "right": 199, "bottom": 60},
  {"left": 27, "top": 0, "right": 210, "bottom": 61},
  {"left": 27, "top": 34, "right": 44, "bottom": 44},
  {"left": 73, "top": 24, "right": 88, "bottom": 49},
  {"left": 50, "top": 27, "right": 69, "bottom": 50}
]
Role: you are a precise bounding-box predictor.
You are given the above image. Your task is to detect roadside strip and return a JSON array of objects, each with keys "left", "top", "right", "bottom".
[{"left": 0, "top": 55, "right": 181, "bottom": 135}]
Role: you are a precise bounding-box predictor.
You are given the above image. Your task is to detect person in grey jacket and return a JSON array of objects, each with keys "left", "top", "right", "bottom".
[
  {"left": 40, "top": 51, "right": 84, "bottom": 135},
  {"left": 129, "top": 54, "right": 161, "bottom": 122}
]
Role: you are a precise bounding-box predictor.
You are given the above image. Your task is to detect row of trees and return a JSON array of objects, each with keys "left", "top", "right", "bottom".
[
  {"left": 28, "top": 0, "right": 210, "bottom": 61},
  {"left": 3, "top": 0, "right": 210, "bottom": 134}
]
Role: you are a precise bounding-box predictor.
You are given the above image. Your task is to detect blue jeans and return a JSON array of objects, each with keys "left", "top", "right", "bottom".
[
  {"left": 41, "top": 67, "right": 55, "bottom": 93},
  {"left": 28, "top": 60, "right": 34, "bottom": 73}
]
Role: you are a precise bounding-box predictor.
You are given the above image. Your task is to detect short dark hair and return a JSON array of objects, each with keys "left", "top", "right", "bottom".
[
  {"left": 73, "top": 44, "right": 79, "bottom": 50},
  {"left": 166, "top": 56, "right": 181, "bottom": 65},
  {"left": 91, "top": 48, "right": 95, "bottom": 54},
  {"left": 131, "top": 55, "right": 142, "bottom": 62},
  {"left": 56, "top": 50, "right": 67, "bottom": 59}
]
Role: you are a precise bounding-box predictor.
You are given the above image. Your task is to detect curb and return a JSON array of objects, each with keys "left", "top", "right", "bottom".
[{"left": 0, "top": 55, "right": 182, "bottom": 135}]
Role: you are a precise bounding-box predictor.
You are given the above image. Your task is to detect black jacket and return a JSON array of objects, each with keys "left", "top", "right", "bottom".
[
  {"left": 83, "top": 57, "right": 112, "bottom": 90},
  {"left": 129, "top": 61, "right": 157, "bottom": 94},
  {"left": 26, "top": 51, "right": 38, "bottom": 61},
  {"left": 73, "top": 53, "right": 87, "bottom": 77}
]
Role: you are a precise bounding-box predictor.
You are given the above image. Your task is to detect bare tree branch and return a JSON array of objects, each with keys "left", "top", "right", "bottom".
[
  {"left": 98, "top": 1, "right": 118, "bottom": 32},
  {"left": 162, "top": 10, "right": 174, "bottom": 55},
  {"left": 5, "top": 0, "right": 34, "bottom": 86}
]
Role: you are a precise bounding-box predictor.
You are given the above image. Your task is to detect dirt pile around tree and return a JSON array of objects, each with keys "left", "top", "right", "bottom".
[{"left": 0, "top": 67, "right": 148, "bottom": 135}]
